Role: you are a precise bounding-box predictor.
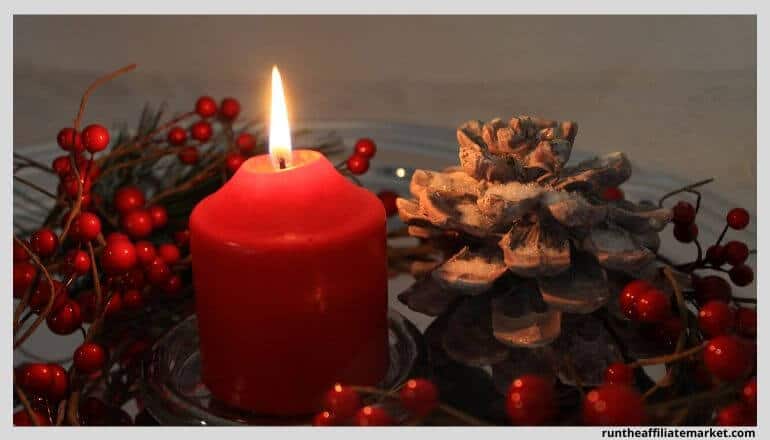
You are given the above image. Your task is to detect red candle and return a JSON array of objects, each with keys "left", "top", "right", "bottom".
[{"left": 189, "top": 68, "right": 388, "bottom": 415}]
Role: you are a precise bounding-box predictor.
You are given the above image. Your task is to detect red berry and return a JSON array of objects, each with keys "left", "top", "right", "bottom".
[
  {"left": 219, "top": 97, "right": 240, "bottom": 120},
  {"left": 48, "top": 364, "right": 69, "bottom": 402},
  {"left": 30, "top": 228, "right": 58, "bottom": 257},
  {"left": 101, "top": 240, "right": 137, "bottom": 274},
  {"left": 742, "top": 377, "right": 757, "bottom": 411},
  {"left": 177, "top": 146, "right": 199, "bottom": 165},
  {"left": 346, "top": 155, "right": 369, "bottom": 175},
  {"left": 114, "top": 186, "right": 146, "bottom": 215},
  {"left": 72, "top": 212, "right": 102, "bottom": 242},
  {"left": 148, "top": 204, "right": 168, "bottom": 229},
  {"left": 693, "top": 275, "right": 732, "bottom": 304},
  {"left": 74, "top": 342, "right": 106, "bottom": 374},
  {"left": 52, "top": 155, "right": 72, "bottom": 176},
  {"left": 735, "top": 308, "right": 757, "bottom": 338},
  {"left": 122, "top": 289, "right": 144, "bottom": 311},
  {"left": 14, "top": 240, "right": 30, "bottom": 262},
  {"left": 632, "top": 289, "right": 670, "bottom": 323},
  {"left": 81, "top": 124, "right": 110, "bottom": 153},
  {"left": 706, "top": 245, "right": 727, "bottom": 267},
  {"left": 195, "top": 96, "right": 217, "bottom": 118},
  {"left": 174, "top": 229, "right": 190, "bottom": 247},
  {"left": 727, "top": 208, "right": 750, "bottom": 230},
  {"left": 604, "top": 363, "right": 634, "bottom": 385},
  {"left": 716, "top": 402, "right": 751, "bottom": 426},
  {"left": 134, "top": 241, "right": 157, "bottom": 266},
  {"left": 583, "top": 384, "right": 647, "bottom": 425},
  {"left": 724, "top": 241, "right": 749, "bottom": 266},
  {"left": 505, "top": 375, "right": 556, "bottom": 425},
  {"left": 698, "top": 301, "right": 734, "bottom": 337},
  {"left": 704, "top": 335, "right": 750, "bottom": 381},
  {"left": 377, "top": 190, "right": 399, "bottom": 217},
  {"left": 19, "top": 363, "right": 54, "bottom": 395},
  {"left": 160, "top": 274, "right": 183, "bottom": 297},
  {"left": 400, "top": 378, "right": 439, "bottom": 417},
  {"left": 158, "top": 243, "right": 181, "bottom": 264},
  {"left": 29, "top": 280, "right": 67, "bottom": 314},
  {"left": 619, "top": 280, "right": 652, "bottom": 319},
  {"left": 57, "top": 128, "right": 83, "bottom": 152},
  {"left": 46, "top": 299, "right": 82, "bottom": 335},
  {"left": 729, "top": 265, "right": 754, "bottom": 287},
  {"left": 60, "top": 172, "right": 93, "bottom": 199},
  {"left": 601, "top": 187, "right": 624, "bottom": 202},
  {"left": 121, "top": 209, "right": 154, "bottom": 239},
  {"left": 65, "top": 249, "right": 91, "bottom": 276},
  {"left": 225, "top": 153, "right": 246, "bottom": 173},
  {"left": 125, "top": 267, "right": 146, "bottom": 290},
  {"left": 13, "top": 262, "right": 37, "bottom": 298},
  {"left": 354, "top": 138, "right": 377, "bottom": 159},
  {"left": 13, "top": 409, "right": 51, "bottom": 426},
  {"left": 673, "top": 223, "right": 698, "bottom": 243},
  {"left": 190, "top": 120, "right": 213, "bottom": 142},
  {"left": 353, "top": 406, "right": 393, "bottom": 426},
  {"left": 322, "top": 383, "right": 361, "bottom": 419},
  {"left": 167, "top": 126, "right": 187, "bottom": 145},
  {"left": 672, "top": 201, "right": 696, "bottom": 225},
  {"left": 146, "top": 257, "right": 171, "bottom": 285},
  {"left": 312, "top": 411, "right": 338, "bottom": 426},
  {"left": 235, "top": 132, "right": 257, "bottom": 154}
]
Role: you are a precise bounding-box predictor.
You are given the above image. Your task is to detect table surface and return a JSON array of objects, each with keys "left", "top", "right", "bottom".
[{"left": 13, "top": 15, "right": 756, "bottom": 211}]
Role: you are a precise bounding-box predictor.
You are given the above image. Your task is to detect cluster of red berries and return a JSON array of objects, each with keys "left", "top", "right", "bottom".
[
  {"left": 170, "top": 96, "right": 252, "bottom": 174},
  {"left": 504, "top": 374, "right": 647, "bottom": 426},
  {"left": 619, "top": 279, "right": 671, "bottom": 324},
  {"left": 345, "top": 138, "right": 377, "bottom": 175},
  {"left": 673, "top": 203, "right": 754, "bottom": 287},
  {"left": 313, "top": 378, "right": 438, "bottom": 426}
]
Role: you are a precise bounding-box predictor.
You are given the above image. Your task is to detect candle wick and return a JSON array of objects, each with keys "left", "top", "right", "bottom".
[{"left": 279, "top": 157, "right": 287, "bottom": 170}]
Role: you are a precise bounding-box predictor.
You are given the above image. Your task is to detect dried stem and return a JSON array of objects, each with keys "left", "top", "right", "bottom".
[
  {"left": 629, "top": 342, "right": 707, "bottom": 368},
  {"left": 84, "top": 243, "right": 103, "bottom": 341},
  {"left": 97, "top": 111, "right": 196, "bottom": 167},
  {"left": 66, "top": 391, "right": 81, "bottom": 426},
  {"left": 14, "top": 373, "right": 40, "bottom": 426},
  {"left": 148, "top": 157, "right": 223, "bottom": 205},
  {"left": 14, "top": 175, "right": 58, "bottom": 199},
  {"left": 13, "top": 237, "right": 57, "bottom": 347},
  {"left": 657, "top": 178, "right": 714, "bottom": 208},
  {"left": 99, "top": 145, "right": 188, "bottom": 178},
  {"left": 14, "top": 152, "right": 55, "bottom": 174},
  {"left": 73, "top": 64, "right": 137, "bottom": 130}
]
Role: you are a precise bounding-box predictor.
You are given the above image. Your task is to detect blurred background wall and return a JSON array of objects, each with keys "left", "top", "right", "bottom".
[{"left": 13, "top": 15, "right": 756, "bottom": 208}]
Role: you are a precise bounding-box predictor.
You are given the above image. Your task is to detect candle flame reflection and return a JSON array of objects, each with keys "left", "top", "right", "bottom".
[{"left": 269, "top": 66, "right": 292, "bottom": 169}]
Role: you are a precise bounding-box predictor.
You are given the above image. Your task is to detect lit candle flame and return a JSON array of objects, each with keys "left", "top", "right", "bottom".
[{"left": 269, "top": 66, "right": 292, "bottom": 169}]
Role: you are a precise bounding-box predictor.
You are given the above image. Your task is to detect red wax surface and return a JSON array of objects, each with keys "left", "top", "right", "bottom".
[{"left": 190, "top": 150, "right": 388, "bottom": 415}]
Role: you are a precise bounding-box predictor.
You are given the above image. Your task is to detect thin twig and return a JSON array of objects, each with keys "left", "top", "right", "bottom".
[
  {"left": 14, "top": 152, "right": 55, "bottom": 174},
  {"left": 74, "top": 64, "right": 137, "bottom": 130},
  {"left": 13, "top": 237, "right": 57, "bottom": 347},
  {"left": 13, "top": 373, "right": 41, "bottom": 426},
  {"left": 658, "top": 178, "right": 715, "bottom": 208},
  {"left": 629, "top": 342, "right": 707, "bottom": 368},
  {"left": 14, "top": 175, "right": 58, "bottom": 199},
  {"left": 84, "top": 243, "right": 103, "bottom": 341}
]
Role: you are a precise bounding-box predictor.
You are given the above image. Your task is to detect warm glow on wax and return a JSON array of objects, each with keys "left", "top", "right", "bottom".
[{"left": 269, "top": 66, "right": 292, "bottom": 169}]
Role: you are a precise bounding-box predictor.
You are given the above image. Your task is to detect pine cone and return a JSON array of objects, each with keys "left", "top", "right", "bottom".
[{"left": 397, "top": 115, "right": 673, "bottom": 381}]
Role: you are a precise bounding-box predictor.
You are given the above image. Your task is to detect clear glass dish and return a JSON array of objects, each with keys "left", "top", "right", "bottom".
[{"left": 140, "top": 309, "right": 423, "bottom": 425}]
